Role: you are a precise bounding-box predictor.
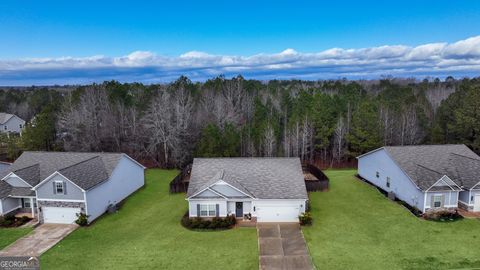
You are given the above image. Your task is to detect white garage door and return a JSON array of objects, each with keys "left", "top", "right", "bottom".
[
  {"left": 256, "top": 205, "right": 300, "bottom": 222},
  {"left": 43, "top": 207, "right": 80, "bottom": 224}
]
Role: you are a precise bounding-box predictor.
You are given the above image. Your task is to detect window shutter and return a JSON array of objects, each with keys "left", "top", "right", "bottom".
[
  {"left": 196, "top": 204, "right": 200, "bottom": 217},
  {"left": 63, "top": 181, "right": 67, "bottom": 195},
  {"left": 215, "top": 204, "right": 219, "bottom": 217},
  {"left": 53, "top": 182, "right": 56, "bottom": 194}
]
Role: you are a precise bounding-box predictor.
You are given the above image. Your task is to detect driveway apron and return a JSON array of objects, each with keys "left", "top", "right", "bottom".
[
  {"left": 258, "top": 223, "right": 314, "bottom": 270},
  {"left": 0, "top": 224, "right": 78, "bottom": 256}
]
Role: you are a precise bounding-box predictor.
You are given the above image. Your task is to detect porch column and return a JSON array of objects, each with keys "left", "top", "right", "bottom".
[{"left": 30, "top": 197, "right": 35, "bottom": 218}]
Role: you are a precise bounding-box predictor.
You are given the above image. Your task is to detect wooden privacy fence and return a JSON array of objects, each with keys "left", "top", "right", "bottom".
[
  {"left": 169, "top": 164, "right": 192, "bottom": 193},
  {"left": 302, "top": 163, "right": 330, "bottom": 192}
]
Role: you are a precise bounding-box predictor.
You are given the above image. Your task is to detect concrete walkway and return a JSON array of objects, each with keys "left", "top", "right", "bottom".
[
  {"left": 0, "top": 224, "right": 78, "bottom": 256},
  {"left": 257, "top": 223, "right": 314, "bottom": 270}
]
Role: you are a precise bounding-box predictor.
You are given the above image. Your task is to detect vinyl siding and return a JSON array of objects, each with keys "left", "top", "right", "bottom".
[
  {"left": 425, "top": 191, "right": 459, "bottom": 209},
  {"left": 4, "top": 175, "right": 31, "bottom": 188},
  {"left": 36, "top": 174, "right": 84, "bottom": 200},
  {"left": 191, "top": 189, "right": 223, "bottom": 198},
  {"left": 459, "top": 190, "right": 470, "bottom": 205},
  {"left": 189, "top": 199, "right": 227, "bottom": 217},
  {"left": 1, "top": 197, "right": 21, "bottom": 214},
  {"left": 358, "top": 148, "right": 426, "bottom": 212},
  {"left": 210, "top": 183, "right": 247, "bottom": 197},
  {"left": 85, "top": 156, "right": 144, "bottom": 222}
]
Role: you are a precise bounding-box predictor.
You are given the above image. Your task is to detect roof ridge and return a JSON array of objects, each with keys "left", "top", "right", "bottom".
[
  {"left": 58, "top": 155, "right": 102, "bottom": 172},
  {"left": 415, "top": 163, "right": 443, "bottom": 175},
  {"left": 14, "top": 163, "right": 40, "bottom": 173},
  {"left": 449, "top": 152, "right": 480, "bottom": 161}
]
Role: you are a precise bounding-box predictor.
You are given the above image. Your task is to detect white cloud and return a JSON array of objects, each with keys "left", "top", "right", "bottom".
[{"left": 1, "top": 36, "right": 480, "bottom": 85}]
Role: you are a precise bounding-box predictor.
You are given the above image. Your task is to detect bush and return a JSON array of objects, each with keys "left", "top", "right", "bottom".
[
  {"left": 75, "top": 213, "right": 90, "bottom": 226},
  {"left": 424, "top": 209, "right": 463, "bottom": 222},
  {"left": 0, "top": 215, "right": 32, "bottom": 227},
  {"left": 181, "top": 213, "right": 236, "bottom": 230},
  {"left": 299, "top": 212, "right": 313, "bottom": 226}
]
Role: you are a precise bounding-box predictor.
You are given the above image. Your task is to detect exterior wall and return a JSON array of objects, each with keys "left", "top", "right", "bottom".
[
  {"left": 36, "top": 174, "right": 84, "bottom": 200},
  {"left": 85, "top": 156, "right": 144, "bottom": 222},
  {"left": 211, "top": 183, "right": 247, "bottom": 197},
  {"left": 4, "top": 175, "right": 31, "bottom": 188},
  {"left": 424, "top": 191, "right": 459, "bottom": 211},
  {"left": 226, "top": 200, "right": 253, "bottom": 216},
  {"left": 1, "top": 197, "right": 21, "bottom": 214},
  {"left": 0, "top": 116, "right": 25, "bottom": 133},
  {"left": 459, "top": 190, "right": 471, "bottom": 207},
  {"left": 358, "top": 149, "right": 426, "bottom": 212},
  {"left": 188, "top": 199, "right": 227, "bottom": 217},
  {"left": 251, "top": 200, "right": 306, "bottom": 217},
  {"left": 460, "top": 190, "right": 480, "bottom": 211},
  {"left": 192, "top": 189, "right": 223, "bottom": 198}
]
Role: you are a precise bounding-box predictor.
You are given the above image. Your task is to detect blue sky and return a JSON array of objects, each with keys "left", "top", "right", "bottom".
[{"left": 0, "top": 0, "right": 479, "bottom": 85}]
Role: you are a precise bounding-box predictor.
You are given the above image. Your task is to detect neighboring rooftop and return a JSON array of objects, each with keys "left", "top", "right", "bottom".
[
  {"left": 381, "top": 144, "right": 480, "bottom": 191},
  {"left": 187, "top": 157, "right": 308, "bottom": 199},
  {"left": 6, "top": 151, "right": 125, "bottom": 189}
]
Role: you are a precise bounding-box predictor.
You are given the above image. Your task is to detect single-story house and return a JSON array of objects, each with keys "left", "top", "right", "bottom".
[
  {"left": 0, "top": 113, "right": 25, "bottom": 133},
  {"left": 186, "top": 158, "right": 308, "bottom": 223},
  {"left": 357, "top": 144, "right": 480, "bottom": 213},
  {"left": 0, "top": 151, "right": 145, "bottom": 224}
]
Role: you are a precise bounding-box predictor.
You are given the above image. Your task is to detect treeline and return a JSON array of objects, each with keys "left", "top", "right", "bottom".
[{"left": 0, "top": 76, "right": 478, "bottom": 168}]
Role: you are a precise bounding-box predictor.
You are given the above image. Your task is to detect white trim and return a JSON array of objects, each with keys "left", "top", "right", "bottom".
[
  {"left": 206, "top": 187, "right": 228, "bottom": 199},
  {"left": 1, "top": 172, "right": 33, "bottom": 187},
  {"left": 471, "top": 182, "right": 480, "bottom": 190},
  {"left": 198, "top": 203, "right": 217, "bottom": 217},
  {"left": 213, "top": 180, "right": 254, "bottom": 199},
  {"left": 32, "top": 171, "right": 86, "bottom": 192},
  {"left": 83, "top": 190, "right": 89, "bottom": 216},
  {"left": 188, "top": 179, "right": 252, "bottom": 199},
  {"left": 54, "top": 180, "right": 65, "bottom": 194},
  {"left": 2, "top": 205, "right": 21, "bottom": 215},
  {"left": 9, "top": 195, "right": 35, "bottom": 198},
  {"left": 122, "top": 154, "right": 146, "bottom": 169},
  {"left": 356, "top": 147, "right": 385, "bottom": 159},
  {"left": 458, "top": 199, "right": 472, "bottom": 206},
  {"left": 425, "top": 176, "right": 456, "bottom": 192},
  {"left": 37, "top": 198, "right": 85, "bottom": 203}
]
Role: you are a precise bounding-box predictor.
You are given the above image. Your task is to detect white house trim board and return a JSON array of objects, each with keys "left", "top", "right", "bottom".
[
  {"left": 188, "top": 180, "right": 252, "bottom": 199},
  {"left": 121, "top": 154, "right": 147, "bottom": 169},
  {"left": 356, "top": 147, "right": 386, "bottom": 159},
  {"left": 1, "top": 172, "right": 32, "bottom": 187},
  {"left": 32, "top": 171, "right": 86, "bottom": 192},
  {"left": 37, "top": 198, "right": 85, "bottom": 202},
  {"left": 83, "top": 191, "right": 89, "bottom": 216},
  {"left": 425, "top": 176, "right": 456, "bottom": 192},
  {"left": 213, "top": 180, "right": 254, "bottom": 199}
]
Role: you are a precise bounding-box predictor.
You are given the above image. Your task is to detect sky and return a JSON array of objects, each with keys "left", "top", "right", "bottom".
[{"left": 0, "top": 0, "right": 479, "bottom": 85}]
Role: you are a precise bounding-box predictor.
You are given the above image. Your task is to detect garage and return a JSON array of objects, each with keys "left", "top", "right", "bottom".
[
  {"left": 256, "top": 205, "right": 301, "bottom": 222},
  {"left": 42, "top": 207, "right": 81, "bottom": 224}
]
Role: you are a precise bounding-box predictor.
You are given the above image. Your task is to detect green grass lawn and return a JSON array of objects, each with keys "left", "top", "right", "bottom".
[
  {"left": 0, "top": 227, "right": 32, "bottom": 249},
  {"left": 41, "top": 169, "right": 258, "bottom": 270},
  {"left": 303, "top": 170, "right": 480, "bottom": 270}
]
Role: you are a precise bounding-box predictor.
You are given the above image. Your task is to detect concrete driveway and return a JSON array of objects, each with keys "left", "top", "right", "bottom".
[
  {"left": 0, "top": 223, "right": 78, "bottom": 256},
  {"left": 257, "top": 223, "right": 314, "bottom": 270}
]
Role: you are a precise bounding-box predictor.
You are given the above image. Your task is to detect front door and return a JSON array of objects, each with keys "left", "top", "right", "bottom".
[{"left": 235, "top": 202, "right": 243, "bottom": 218}]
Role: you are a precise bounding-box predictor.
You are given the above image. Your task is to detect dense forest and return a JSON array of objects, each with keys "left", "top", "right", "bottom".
[{"left": 0, "top": 76, "right": 478, "bottom": 168}]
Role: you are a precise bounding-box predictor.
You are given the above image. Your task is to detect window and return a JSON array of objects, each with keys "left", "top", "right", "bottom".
[
  {"left": 386, "top": 177, "right": 391, "bottom": 188},
  {"left": 19, "top": 124, "right": 22, "bottom": 129},
  {"left": 4, "top": 126, "right": 6, "bottom": 130},
  {"left": 55, "top": 181, "right": 64, "bottom": 194},
  {"left": 22, "top": 198, "right": 36, "bottom": 208},
  {"left": 433, "top": 195, "right": 443, "bottom": 208},
  {"left": 376, "top": 171, "right": 380, "bottom": 178},
  {"left": 199, "top": 204, "right": 216, "bottom": 217}
]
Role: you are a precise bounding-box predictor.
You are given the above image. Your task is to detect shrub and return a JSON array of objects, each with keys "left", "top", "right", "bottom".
[
  {"left": 424, "top": 209, "right": 463, "bottom": 222},
  {"left": 299, "top": 212, "right": 313, "bottom": 226},
  {"left": 181, "top": 213, "right": 236, "bottom": 230},
  {"left": 75, "top": 213, "right": 90, "bottom": 226}
]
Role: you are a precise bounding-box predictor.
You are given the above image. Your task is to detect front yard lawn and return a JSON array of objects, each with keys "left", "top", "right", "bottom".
[
  {"left": 41, "top": 169, "right": 258, "bottom": 269},
  {"left": 303, "top": 170, "right": 480, "bottom": 270},
  {"left": 0, "top": 228, "right": 32, "bottom": 250}
]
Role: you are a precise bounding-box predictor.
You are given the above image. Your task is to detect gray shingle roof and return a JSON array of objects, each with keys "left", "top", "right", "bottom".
[
  {"left": 383, "top": 144, "right": 480, "bottom": 191},
  {"left": 9, "top": 187, "right": 35, "bottom": 197},
  {"left": 187, "top": 158, "right": 308, "bottom": 199},
  {"left": 0, "top": 180, "right": 12, "bottom": 199},
  {"left": 7, "top": 151, "right": 124, "bottom": 190}
]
